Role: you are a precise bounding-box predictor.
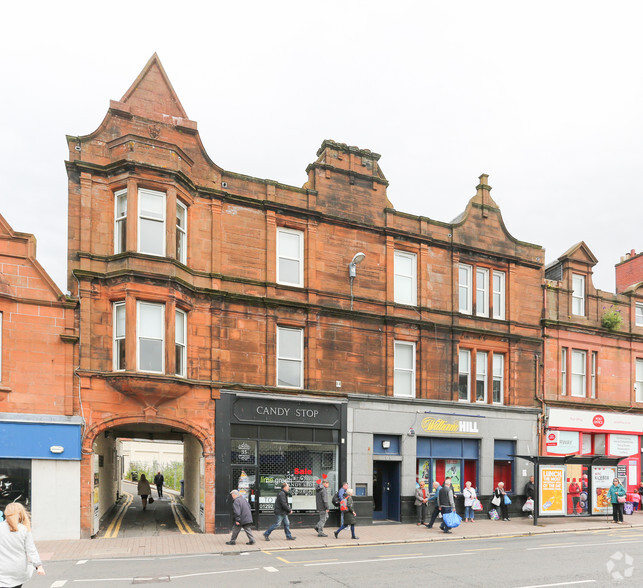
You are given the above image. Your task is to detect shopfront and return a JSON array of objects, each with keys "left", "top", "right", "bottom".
[
  {"left": 214, "top": 392, "right": 347, "bottom": 532},
  {"left": 545, "top": 407, "right": 643, "bottom": 515},
  {"left": 0, "top": 413, "right": 82, "bottom": 540},
  {"left": 349, "top": 396, "right": 539, "bottom": 523}
]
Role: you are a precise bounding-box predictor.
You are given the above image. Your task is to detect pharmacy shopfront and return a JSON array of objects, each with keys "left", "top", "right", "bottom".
[
  {"left": 348, "top": 396, "right": 539, "bottom": 523},
  {"left": 543, "top": 407, "right": 643, "bottom": 516},
  {"left": 214, "top": 391, "right": 347, "bottom": 532}
]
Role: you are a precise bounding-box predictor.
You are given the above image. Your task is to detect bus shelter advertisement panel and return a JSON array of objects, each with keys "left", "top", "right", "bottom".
[
  {"left": 539, "top": 466, "right": 565, "bottom": 516},
  {"left": 592, "top": 466, "right": 617, "bottom": 514}
]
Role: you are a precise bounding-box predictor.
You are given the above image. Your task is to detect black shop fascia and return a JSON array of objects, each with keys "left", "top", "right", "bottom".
[{"left": 215, "top": 391, "right": 347, "bottom": 532}]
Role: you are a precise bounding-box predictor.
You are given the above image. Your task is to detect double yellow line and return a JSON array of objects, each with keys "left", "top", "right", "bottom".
[
  {"left": 171, "top": 494, "right": 194, "bottom": 534},
  {"left": 104, "top": 492, "right": 133, "bottom": 538}
]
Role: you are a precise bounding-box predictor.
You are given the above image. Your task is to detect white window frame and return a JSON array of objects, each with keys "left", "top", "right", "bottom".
[
  {"left": 458, "top": 349, "right": 471, "bottom": 402},
  {"left": 636, "top": 303, "right": 643, "bottom": 327},
  {"left": 136, "top": 301, "right": 165, "bottom": 374},
  {"left": 176, "top": 200, "right": 187, "bottom": 264},
  {"left": 394, "top": 341, "right": 416, "bottom": 398},
  {"left": 459, "top": 264, "right": 472, "bottom": 314},
  {"left": 572, "top": 274, "right": 585, "bottom": 316},
  {"left": 276, "top": 326, "right": 304, "bottom": 388},
  {"left": 175, "top": 309, "right": 187, "bottom": 377},
  {"left": 492, "top": 353, "right": 504, "bottom": 404},
  {"left": 476, "top": 267, "right": 489, "bottom": 317},
  {"left": 561, "top": 348, "right": 567, "bottom": 396},
  {"left": 276, "top": 227, "right": 304, "bottom": 287},
  {"left": 636, "top": 359, "right": 643, "bottom": 403},
  {"left": 476, "top": 351, "right": 488, "bottom": 402},
  {"left": 113, "top": 302, "right": 126, "bottom": 371},
  {"left": 137, "top": 188, "right": 166, "bottom": 257},
  {"left": 394, "top": 250, "right": 417, "bottom": 306},
  {"left": 114, "top": 189, "right": 127, "bottom": 254},
  {"left": 492, "top": 270, "right": 506, "bottom": 320},
  {"left": 591, "top": 351, "right": 597, "bottom": 399},
  {"left": 571, "top": 349, "right": 587, "bottom": 397}
]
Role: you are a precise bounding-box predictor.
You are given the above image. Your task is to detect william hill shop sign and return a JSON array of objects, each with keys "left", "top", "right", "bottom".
[{"left": 421, "top": 417, "right": 479, "bottom": 435}]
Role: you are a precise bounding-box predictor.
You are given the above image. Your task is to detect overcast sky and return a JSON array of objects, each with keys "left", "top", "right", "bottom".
[{"left": 1, "top": 1, "right": 640, "bottom": 293}]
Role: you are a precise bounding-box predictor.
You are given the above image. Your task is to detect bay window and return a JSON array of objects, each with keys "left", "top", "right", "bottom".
[
  {"left": 113, "top": 302, "right": 126, "bottom": 371},
  {"left": 114, "top": 190, "right": 127, "bottom": 254},
  {"left": 176, "top": 200, "right": 187, "bottom": 264},
  {"left": 137, "top": 301, "right": 165, "bottom": 373},
  {"left": 175, "top": 309, "right": 187, "bottom": 377},
  {"left": 138, "top": 188, "right": 166, "bottom": 256}
]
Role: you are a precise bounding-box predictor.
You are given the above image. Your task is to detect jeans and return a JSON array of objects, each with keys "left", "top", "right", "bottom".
[
  {"left": 265, "top": 513, "right": 292, "bottom": 538},
  {"left": 439, "top": 506, "right": 452, "bottom": 532},
  {"left": 464, "top": 505, "right": 474, "bottom": 520},
  {"left": 337, "top": 523, "right": 356, "bottom": 538},
  {"left": 427, "top": 504, "right": 440, "bottom": 528}
]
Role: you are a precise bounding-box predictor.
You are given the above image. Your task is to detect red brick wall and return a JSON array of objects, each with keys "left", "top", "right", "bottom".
[{"left": 616, "top": 251, "right": 643, "bottom": 293}]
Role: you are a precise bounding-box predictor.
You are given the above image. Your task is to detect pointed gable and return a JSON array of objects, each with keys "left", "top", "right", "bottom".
[
  {"left": 119, "top": 53, "right": 188, "bottom": 120},
  {"left": 556, "top": 241, "right": 598, "bottom": 267}
]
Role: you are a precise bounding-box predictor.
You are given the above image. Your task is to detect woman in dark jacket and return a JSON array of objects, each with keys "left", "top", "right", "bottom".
[
  {"left": 493, "top": 481, "right": 510, "bottom": 521},
  {"left": 334, "top": 488, "right": 358, "bottom": 539}
]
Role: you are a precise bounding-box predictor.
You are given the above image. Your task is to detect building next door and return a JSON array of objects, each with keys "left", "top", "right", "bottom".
[{"left": 373, "top": 461, "right": 400, "bottom": 521}]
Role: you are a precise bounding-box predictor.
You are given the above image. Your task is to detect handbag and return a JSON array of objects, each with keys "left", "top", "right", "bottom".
[
  {"left": 488, "top": 508, "right": 500, "bottom": 520},
  {"left": 442, "top": 511, "right": 462, "bottom": 528},
  {"left": 149, "top": 496, "right": 154, "bottom": 504},
  {"left": 491, "top": 495, "right": 501, "bottom": 507},
  {"left": 504, "top": 495, "right": 512, "bottom": 505},
  {"left": 617, "top": 495, "right": 626, "bottom": 503},
  {"left": 472, "top": 499, "right": 483, "bottom": 511}
]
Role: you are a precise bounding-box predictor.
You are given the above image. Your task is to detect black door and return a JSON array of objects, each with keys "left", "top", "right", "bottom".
[{"left": 373, "top": 461, "right": 401, "bottom": 521}]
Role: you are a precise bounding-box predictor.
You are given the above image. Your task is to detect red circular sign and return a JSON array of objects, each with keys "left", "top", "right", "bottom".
[
  {"left": 548, "top": 433, "right": 556, "bottom": 441},
  {"left": 593, "top": 415, "right": 605, "bottom": 427}
]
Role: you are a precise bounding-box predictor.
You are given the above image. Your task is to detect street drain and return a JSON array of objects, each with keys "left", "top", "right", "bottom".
[{"left": 132, "top": 576, "right": 170, "bottom": 583}]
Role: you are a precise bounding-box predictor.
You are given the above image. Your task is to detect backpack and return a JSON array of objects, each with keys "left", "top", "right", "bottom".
[
  {"left": 332, "top": 492, "right": 340, "bottom": 507},
  {"left": 340, "top": 498, "right": 348, "bottom": 512}
]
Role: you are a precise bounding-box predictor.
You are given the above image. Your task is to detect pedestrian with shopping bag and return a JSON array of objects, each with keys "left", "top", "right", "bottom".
[
  {"left": 462, "top": 481, "right": 477, "bottom": 522},
  {"left": 608, "top": 477, "right": 627, "bottom": 524},
  {"left": 334, "top": 488, "right": 358, "bottom": 540},
  {"left": 492, "top": 481, "right": 510, "bottom": 521},
  {"left": 438, "top": 477, "right": 456, "bottom": 534}
]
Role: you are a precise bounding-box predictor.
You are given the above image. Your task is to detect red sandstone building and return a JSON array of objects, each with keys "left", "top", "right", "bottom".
[
  {"left": 542, "top": 244, "right": 643, "bottom": 515},
  {"left": 65, "top": 54, "right": 547, "bottom": 534},
  {"left": 0, "top": 214, "right": 79, "bottom": 539}
]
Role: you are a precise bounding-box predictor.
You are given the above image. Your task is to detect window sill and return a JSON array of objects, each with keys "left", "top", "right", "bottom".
[{"left": 0, "top": 385, "right": 11, "bottom": 394}]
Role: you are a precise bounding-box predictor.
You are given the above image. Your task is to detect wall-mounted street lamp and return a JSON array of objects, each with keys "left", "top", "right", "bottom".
[{"left": 349, "top": 252, "right": 366, "bottom": 310}]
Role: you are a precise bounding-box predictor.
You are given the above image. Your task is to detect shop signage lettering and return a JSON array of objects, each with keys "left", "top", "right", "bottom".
[
  {"left": 233, "top": 397, "right": 340, "bottom": 427},
  {"left": 421, "top": 417, "right": 479, "bottom": 434},
  {"left": 593, "top": 415, "right": 604, "bottom": 427},
  {"left": 294, "top": 468, "right": 312, "bottom": 475}
]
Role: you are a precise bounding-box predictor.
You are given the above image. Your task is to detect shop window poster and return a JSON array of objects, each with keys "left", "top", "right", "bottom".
[
  {"left": 0, "top": 459, "right": 31, "bottom": 513},
  {"left": 417, "top": 460, "right": 430, "bottom": 485},
  {"left": 539, "top": 466, "right": 565, "bottom": 515},
  {"left": 591, "top": 466, "right": 617, "bottom": 514}
]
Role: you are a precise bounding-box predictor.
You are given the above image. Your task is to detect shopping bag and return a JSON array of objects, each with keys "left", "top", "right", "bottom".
[
  {"left": 442, "top": 511, "right": 462, "bottom": 528},
  {"left": 522, "top": 498, "right": 534, "bottom": 512},
  {"left": 472, "top": 499, "right": 483, "bottom": 511},
  {"left": 489, "top": 508, "right": 500, "bottom": 520},
  {"left": 491, "top": 495, "right": 501, "bottom": 507},
  {"left": 504, "top": 495, "right": 512, "bottom": 505},
  {"left": 624, "top": 502, "right": 634, "bottom": 515}
]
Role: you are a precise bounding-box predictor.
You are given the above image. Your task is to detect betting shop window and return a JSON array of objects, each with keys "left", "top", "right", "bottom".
[
  {"left": 138, "top": 188, "right": 166, "bottom": 257},
  {"left": 114, "top": 189, "right": 127, "bottom": 254},
  {"left": 493, "top": 440, "right": 515, "bottom": 492},
  {"left": 394, "top": 250, "right": 417, "bottom": 306},
  {"left": 417, "top": 438, "right": 479, "bottom": 493},
  {"left": 277, "top": 227, "right": 304, "bottom": 287},
  {"left": 394, "top": 341, "right": 416, "bottom": 398},
  {"left": 113, "top": 302, "right": 126, "bottom": 371}
]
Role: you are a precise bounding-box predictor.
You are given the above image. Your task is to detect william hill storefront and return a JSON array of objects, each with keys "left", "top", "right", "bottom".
[{"left": 215, "top": 392, "right": 347, "bottom": 532}]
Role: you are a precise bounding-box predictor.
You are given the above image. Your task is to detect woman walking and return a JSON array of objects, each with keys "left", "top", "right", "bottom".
[
  {"left": 334, "top": 488, "right": 359, "bottom": 540},
  {"left": 608, "top": 477, "right": 627, "bottom": 523},
  {"left": 0, "top": 503, "right": 45, "bottom": 587},
  {"left": 493, "top": 481, "right": 510, "bottom": 521},
  {"left": 137, "top": 473, "right": 152, "bottom": 511},
  {"left": 463, "top": 481, "right": 477, "bottom": 522}
]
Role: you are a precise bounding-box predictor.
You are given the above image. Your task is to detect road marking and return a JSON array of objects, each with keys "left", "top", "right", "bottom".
[
  {"left": 513, "top": 581, "right": 595, "bottom": 588},
  {"left": 527, "top": 545, "right": 583, "bottom": 551},
  {"left": 170, "top": 495, "right": 195, "bottom": 534},
  {"left": 71, "top": 568, "right": 260, "bottom": 583},
  {"left": 304, "top": 553, "right": 462, "bottom": 567},
  {"left": 377, "top": 553, "right": 422, "bottom": 557},
  {"left": 291, "top": 558, "right": 339, "bottom": 563},
  {"left": 76, "top": 560, "right": 87, "bottom": 565},
  {"left": 159, "top": 553, "right": 219, "bottom": 560},
  {"left": 275, "top": 556, "right": 290, "bottom": 563},
  {"left": 104, "top": 492, "right": 132, "bottom": 539},
  {"left": 464, "top": 547, "right": 503, "bottom": 552},
  {"left": 264, "top": 567, "right": 279, "bottom": 573},
  {"left": 541, "top": 542, "right": 578, "bottom": 547},
  {"left": 51, "top": 582, "right": 68, "bottom": 587}
]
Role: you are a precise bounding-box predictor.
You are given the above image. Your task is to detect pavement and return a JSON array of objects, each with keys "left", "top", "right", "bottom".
[{"left": 35, "top": 512, "right": 643, "bottom": 563}]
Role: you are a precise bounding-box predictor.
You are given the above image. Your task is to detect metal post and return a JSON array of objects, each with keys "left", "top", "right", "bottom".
[{"left": 533, "top": 462, "right": 539, "bottom": 526}]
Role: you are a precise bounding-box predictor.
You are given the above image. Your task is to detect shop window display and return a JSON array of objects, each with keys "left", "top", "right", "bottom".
[{"left": 0, "top": 458, "right": 31, "bottom": 512}]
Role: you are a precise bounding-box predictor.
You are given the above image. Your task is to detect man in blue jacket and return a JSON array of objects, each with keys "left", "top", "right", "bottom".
[
  {"left": 264, "top": 482, "right": 296, "bottom": 541},
  {"left": 426, "top": 481, "right": 442, "bottom": 528},
  {"left": 226, "top": 490, "right": 255, "bottom": 545}
]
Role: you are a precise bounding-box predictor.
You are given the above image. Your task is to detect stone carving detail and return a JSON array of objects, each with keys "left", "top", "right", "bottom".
[{"left": 149, "top": 124, "right": 161, "bottom": 139}]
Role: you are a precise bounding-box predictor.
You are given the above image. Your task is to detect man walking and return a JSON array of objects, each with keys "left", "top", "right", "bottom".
[
  {"left": 315, "top": 479, "right": 330, "bottom": 537},
  {"left": 264, "top": 482, "right": 296, "bottom": 541},
  {"left": 438, "top": 477, "right": 456, "bottom": 534},
  {"left": 154, "top": 471, "right": 164, "bottom": 498},
  {"left": 426, "top": 481, "right": 442, "bottom": 528},
  {"left": 226, "top": 490, "right": 255, "bottom": 545}
]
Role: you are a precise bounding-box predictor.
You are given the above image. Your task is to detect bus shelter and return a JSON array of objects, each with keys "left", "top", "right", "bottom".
[{"left": 512, "top": 455, "right": 625, "bottom": 526}]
